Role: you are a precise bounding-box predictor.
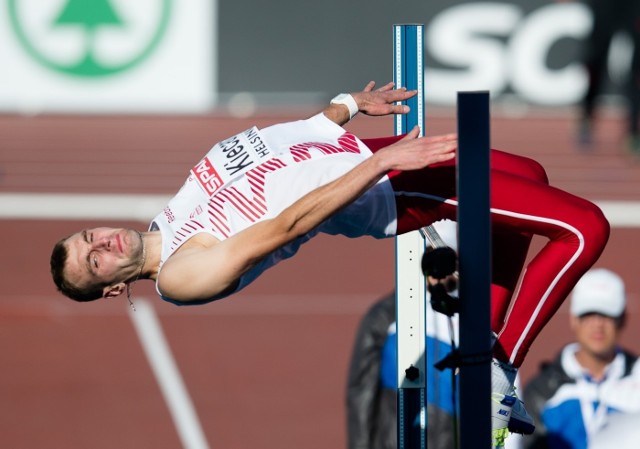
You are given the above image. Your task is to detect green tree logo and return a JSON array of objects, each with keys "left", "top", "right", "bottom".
[{"left": 8, "top": 0, "right": 172, "bottom": 78}]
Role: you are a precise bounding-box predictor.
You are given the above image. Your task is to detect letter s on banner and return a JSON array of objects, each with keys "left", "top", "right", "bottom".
[
  {"left": 425, "top": 2, "right": 522, "bottom": 105},
  {"left": 509, "top": 3, "right": 591, "bottom": 105}
]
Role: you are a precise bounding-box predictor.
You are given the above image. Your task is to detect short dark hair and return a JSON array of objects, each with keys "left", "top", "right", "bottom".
[{"left": 50, "top": 237, "right": 104, "bottom": 302}]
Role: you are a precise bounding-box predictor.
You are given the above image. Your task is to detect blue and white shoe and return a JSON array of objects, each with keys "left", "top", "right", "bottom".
[
  {"left": 491, "top": 391, "right": 535, "bottom": 448},
  {"left": 508, "top": 391, "right": 535, "bottom": 435},
  {"left": 491, "top": 392, "right": 515, "bottom": 448}
]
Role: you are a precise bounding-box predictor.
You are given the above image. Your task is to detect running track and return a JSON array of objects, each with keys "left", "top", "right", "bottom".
[{"left": 1, "top": 109, "right": 639, "bottom": 448}]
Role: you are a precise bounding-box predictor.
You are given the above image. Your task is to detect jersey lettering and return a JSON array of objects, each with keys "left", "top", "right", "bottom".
[
  {"left": 191, "top": 127, "right": 274, "bottom": 196},
  {"left": 192, "top": 157, "right": 224, "bottom": 196}
]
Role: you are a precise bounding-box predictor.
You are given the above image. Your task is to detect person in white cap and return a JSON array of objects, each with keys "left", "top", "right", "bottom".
[{"left": 522, "top": 268, "right": 640, "bottom": 449}]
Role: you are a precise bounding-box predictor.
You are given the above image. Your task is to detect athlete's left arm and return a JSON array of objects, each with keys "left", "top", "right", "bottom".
[{"left": 323, "top": 81, "right": 416, "bottom": 126}]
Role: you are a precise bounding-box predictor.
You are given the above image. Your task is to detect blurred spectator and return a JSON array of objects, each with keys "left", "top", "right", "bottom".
[
  {"left": 346, "top": 290, "right": 397, "bottom": 449},
  {"left": 345, "top": 290, "right": 457, "bottom": 449},
  {"left": 522, "top": 268, "right": 640, "bottom": 449},
  {"left": 578, "top": 0, "right": 640, "bottom": 154}
]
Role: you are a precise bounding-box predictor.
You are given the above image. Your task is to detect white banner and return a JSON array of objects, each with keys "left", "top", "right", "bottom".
[
  {"left": 425, "top": 2, "right": 592, "bottom": 105},
  {"left": 0, "top": 0, "right": 215, "bottom": 113}
]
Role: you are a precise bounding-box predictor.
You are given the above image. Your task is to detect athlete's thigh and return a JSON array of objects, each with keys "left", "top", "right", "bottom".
[{"left": 490, "top": 149, "right": 548, "bottom": 184}]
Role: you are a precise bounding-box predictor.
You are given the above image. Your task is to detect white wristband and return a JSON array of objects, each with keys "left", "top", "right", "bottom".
[{"left": 330, "top": 93, "right": 359, "bottom": 120}]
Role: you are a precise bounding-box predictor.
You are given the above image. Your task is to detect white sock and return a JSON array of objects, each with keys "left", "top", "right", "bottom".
[{"left": 491, "top": 358, "right": 517, "bottom": 395}]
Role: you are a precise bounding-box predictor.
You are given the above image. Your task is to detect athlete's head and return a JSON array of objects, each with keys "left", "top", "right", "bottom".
[{"left": 50, "top": 227, "right": 145, "bottom": 302}]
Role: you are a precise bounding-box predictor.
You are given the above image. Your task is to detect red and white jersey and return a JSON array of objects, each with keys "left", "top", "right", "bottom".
[{"left": 150, "top": 113, "right": 396, "bottom": 303}]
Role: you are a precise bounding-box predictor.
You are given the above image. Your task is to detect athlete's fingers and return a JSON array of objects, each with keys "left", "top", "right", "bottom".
[
  {"left": 423, "top": 149, "right": 456, "bottom": 167},
  {"left": 400, "top": 126, "right": 421, "bottom": 140},
  {"left": 389, "top": 88, "right": 415, "bottom": 102},
  {"left": 390, "top": 104, "right": 411, "bottom": 115},
  {"left": 435, "top": 152, "right": 456, "bottom": 163},
  {"left": 426, "top": 133, "right": 457, "bottom": 143},
  {"left": 375, "top": 81, "right": 396, "bottom": 92},
  {"left": 362, "top": 81, "right": 376, "bottom": 92}
]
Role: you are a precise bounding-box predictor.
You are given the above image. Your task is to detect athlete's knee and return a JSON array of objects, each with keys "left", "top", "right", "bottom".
[
  {"left": 490, "top": 150, "right": 549, "bottom": 184},
  {"left": 524, "top": 158, "right": 549, "bottom": 185},
  {"left": 578, "top": 201, "right": 610, "bottom": 256},
  {"left": 514, "top": 155, "right": 548, "bottom": 184}
]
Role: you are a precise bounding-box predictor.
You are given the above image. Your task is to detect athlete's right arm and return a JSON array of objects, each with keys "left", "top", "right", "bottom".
[
  {"left": 157, "top": 129, "right": 456, "bottom": 303},
  {"left": 323, "top": 81, "right": 415, "bottom": 126}
]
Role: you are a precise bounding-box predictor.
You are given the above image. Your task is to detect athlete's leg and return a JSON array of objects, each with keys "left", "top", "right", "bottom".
[
  {"left": 486, "top": 151, "right": 549, "bottom": 328},
  {"left": 491, "top": 229, "right": 530, "bottom": 331},
  {"left": 389, "top": 149, "right": 550, "bottom": 331},
  {"left": 488, "top": 173, "right": 609, "bottom": 367},
  {"left": 388, "top": 151, "right": 609, "bottom": 368},
  {"left": 389, "top": 149, "right": 549, "bottom": 233}
]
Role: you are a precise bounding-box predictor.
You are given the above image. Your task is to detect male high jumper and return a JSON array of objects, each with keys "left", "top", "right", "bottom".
[{"left": 50, "top": 82, "right": 610, "bottom": 445}]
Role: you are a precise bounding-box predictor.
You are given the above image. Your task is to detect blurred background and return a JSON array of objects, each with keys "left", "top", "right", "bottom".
[{"left": 1, "top": 1, "right": 639, "bottom": 448}]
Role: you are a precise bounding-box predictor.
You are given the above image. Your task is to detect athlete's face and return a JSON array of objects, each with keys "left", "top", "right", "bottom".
[
  {"left": 64, "top": 227, "right": 144, "bottom": 297},
  {"left": 571, "top": 312, "right": 622, "bottom": 360}
]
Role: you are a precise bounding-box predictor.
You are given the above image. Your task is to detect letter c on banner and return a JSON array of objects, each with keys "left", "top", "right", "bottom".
[
  {"left": 425, "top": 2, "right": 522, "bottom": 105},
  {"left": 509, "top": 3, "right": 591, "bottom": 105}
]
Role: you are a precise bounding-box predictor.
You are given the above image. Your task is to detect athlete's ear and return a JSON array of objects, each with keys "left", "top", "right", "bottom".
[{"left": 103, "top": 283, "right": 126, "bottom": 299}]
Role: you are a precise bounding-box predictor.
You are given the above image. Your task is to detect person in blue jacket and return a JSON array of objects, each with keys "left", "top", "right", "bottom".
[{"left": 522, "top": 268, "right": 640, "bottom": 449}]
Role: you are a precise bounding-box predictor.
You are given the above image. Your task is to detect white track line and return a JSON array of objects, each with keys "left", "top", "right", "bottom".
[
  {"left": 0, "top": 193, "right": 170, "bottom": 221},
  {"left": 128, "top": 298, "right": 210, "bottom": 449},
  {"left": 0, "top": 192, "right": 639, "bottom": 227}
]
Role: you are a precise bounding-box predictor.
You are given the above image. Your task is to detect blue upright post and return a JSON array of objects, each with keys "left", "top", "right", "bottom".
[
  {"left": 394, "top": 24, "right": 425, "bottom": 138},
  {"left": 394, "top": 23, "right": 427, "bottom": 449}
]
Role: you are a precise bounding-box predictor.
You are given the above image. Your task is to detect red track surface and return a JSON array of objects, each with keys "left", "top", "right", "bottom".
[{"left": 1, "top": 110, "right": 639, "bottom": 448}]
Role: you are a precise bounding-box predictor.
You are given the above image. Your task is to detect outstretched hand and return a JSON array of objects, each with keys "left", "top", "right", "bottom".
[
  {"left": 376, "top": 127, "right": 457, "bottom": 171},
  {"left": 352, "top": 81, "right": 416, "bottom": 117}
]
